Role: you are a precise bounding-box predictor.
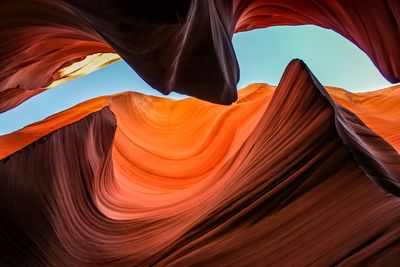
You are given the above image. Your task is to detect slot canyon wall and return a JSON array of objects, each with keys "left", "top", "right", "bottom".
[{"left": 0, "top": 1, "right": 399, "bottom": 266}]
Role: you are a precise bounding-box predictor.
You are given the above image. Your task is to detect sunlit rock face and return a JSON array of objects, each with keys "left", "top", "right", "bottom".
[
  {"left": 1, "top": 60, "right": 400, "bottom": 266},
  {"left": 0, "top": 1, "right": 400, "bottom": 266}
]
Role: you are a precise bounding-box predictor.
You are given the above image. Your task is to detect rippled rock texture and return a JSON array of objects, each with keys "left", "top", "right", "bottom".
[
  {"left": 0, "top": 1, "right": 400, "bottom": 266},
  {"left": 1, "top": 60, "right": 400, "bottom": 266}
]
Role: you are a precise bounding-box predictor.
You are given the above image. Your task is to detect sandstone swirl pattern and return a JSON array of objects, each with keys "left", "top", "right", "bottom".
[
  {"left": 0, "top": 1, "right": 400, "bottom": 266},
  {"left": 1, "top": 61, "right": 399, "bottom": 266}
]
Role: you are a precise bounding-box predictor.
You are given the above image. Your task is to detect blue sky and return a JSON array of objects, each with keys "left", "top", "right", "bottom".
[{"left": 0, "top": 25, "right": 394, "bottom": 135}]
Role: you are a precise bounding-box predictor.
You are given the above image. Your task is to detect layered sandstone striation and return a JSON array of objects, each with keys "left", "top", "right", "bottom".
[{"left": 1, "top": 60, "right": 399, "bottom": 265}]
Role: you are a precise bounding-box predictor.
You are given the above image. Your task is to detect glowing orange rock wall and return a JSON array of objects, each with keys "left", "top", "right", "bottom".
[
  {"left": 329, "top": 85, "right": 400, "bottom": 152},
  {"left": 0, "top": 61, "right": 399, "bottom": 265},
  {"left": 1, "top": 0, "right": 400, "bottom": 265}
]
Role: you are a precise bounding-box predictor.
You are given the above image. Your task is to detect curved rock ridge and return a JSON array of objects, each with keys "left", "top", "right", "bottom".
[
  {"left": 2, "top": 71, "right": 400, "bottom": 162},
  {"left": 1, "top": 0, "right": 399, "bottom": 111},
  {"left": 1, "top": 60, "right": 399, "bottom": 266},
  {"left": 0, "top": 0, "right": 118, "bottom": 112},
  {"left": 233, "top": 0, "right": 400, "bottom": 83},
  {"left": 0, "top": 96, "right": 109, "bottom": 159},
  {"left": 329, "top": 85, "right": 400, "bottom": 152}
]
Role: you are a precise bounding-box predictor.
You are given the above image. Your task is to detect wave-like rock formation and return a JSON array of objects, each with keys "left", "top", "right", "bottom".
[
  {"left": 1, "top": 0, "right": 400, "bottom": 264},
  {"left": 329, "top": 85, "right": 400, "bottom": 152},
  {"left": 1, "top": 0, "right": 399, "bottom": 111},
  {"left": 1, "top": 60, "right": 399, "bottom": 265}
]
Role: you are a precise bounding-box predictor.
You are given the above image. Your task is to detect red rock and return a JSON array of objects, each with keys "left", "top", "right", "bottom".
[
  {"left": 0, "top": 0, "right": 399, "bottom": 109},
  {"left": 1, "top": 60, "right": 399, "bottom": 265}
]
